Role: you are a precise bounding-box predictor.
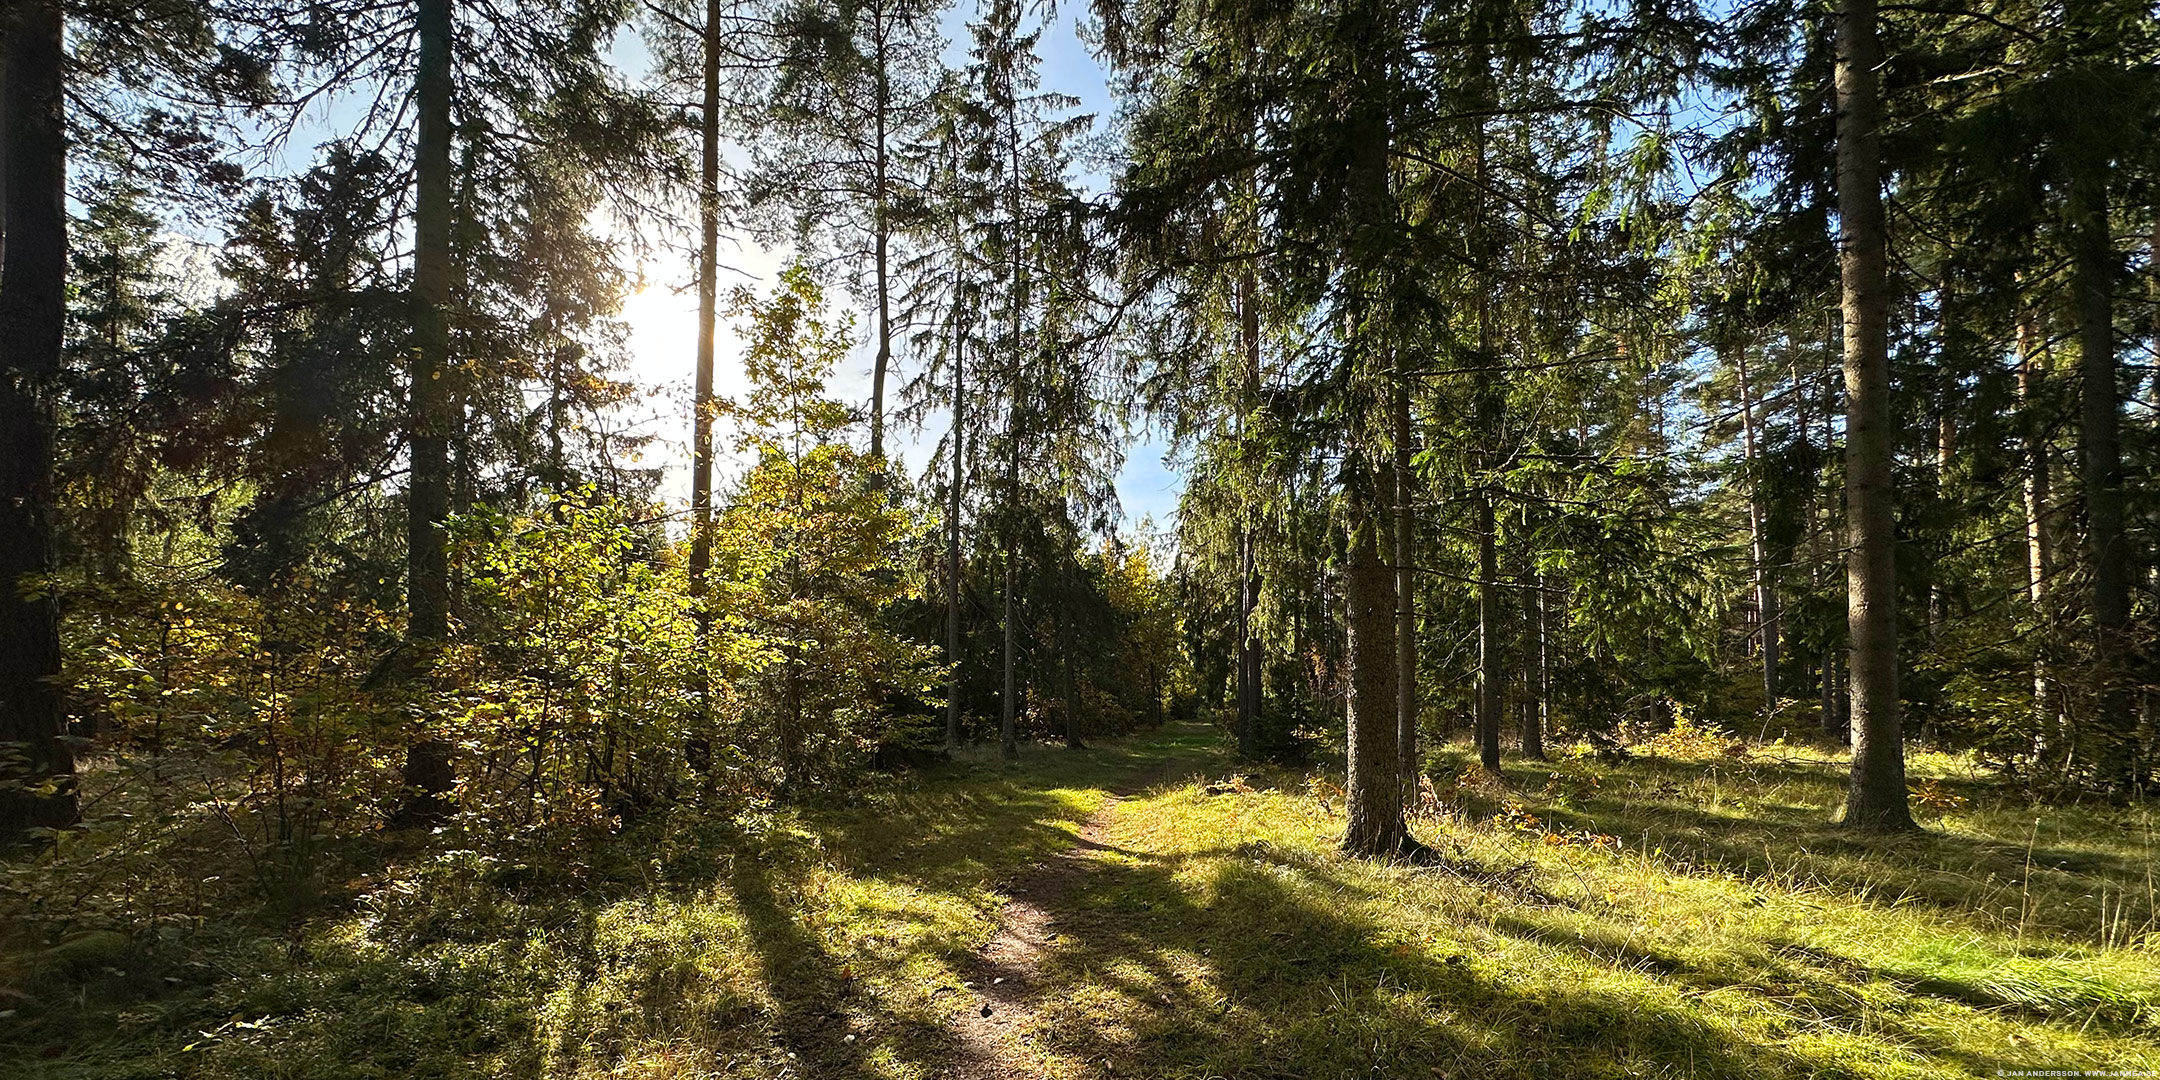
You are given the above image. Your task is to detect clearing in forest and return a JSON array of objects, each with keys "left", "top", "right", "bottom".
[{"left": 7, "top": 722, "right": 2157, "bottom": 1079}]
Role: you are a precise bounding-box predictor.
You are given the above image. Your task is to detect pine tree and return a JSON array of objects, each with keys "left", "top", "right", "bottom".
[
  {"left": 0, "top": 0, "right": 75, "bottom": 842},
  {"left": 395, "top": 0, "right": 459, "bottom": 824},
  {"left": 1832, "top": 0, "right": 1913, "bottom": 831},
  {"left": 746, "top": 0, "right": 949, "bottom": 462}
]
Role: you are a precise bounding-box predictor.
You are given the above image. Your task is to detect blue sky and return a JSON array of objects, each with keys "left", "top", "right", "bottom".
[{"left": 613, "top": 2, "right": 1187, "bottom": 534}]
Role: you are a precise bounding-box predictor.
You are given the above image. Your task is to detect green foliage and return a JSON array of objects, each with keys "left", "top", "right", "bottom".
[
  {"left": 711, "top": 266, "right": 940, "bottom": 789},
  {"left": 441, "top": 491, "right": 714, "bottom": 834},
  {"left": 49, "top": 573, "right": 403, "bottom": 925},
  {"left": 14, "top": 0, "right": 2160, "bottom": 1071}
]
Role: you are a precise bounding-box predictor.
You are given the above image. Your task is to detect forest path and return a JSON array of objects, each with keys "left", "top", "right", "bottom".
[{"left": 942, "top": 744, "right": 1204, "bottom": 1080}]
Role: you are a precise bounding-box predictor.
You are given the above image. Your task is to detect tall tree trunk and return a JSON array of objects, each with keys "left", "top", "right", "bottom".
[
  {"left": 1927, "top": 286, "right": 1953, "bottom": 647},
  {"left": 1062, "top": 601, "right": 1083, "bottom": 749},
  {"left": 1819, "top": 648, "right": 1842, "bottom": 738},
  {"left": 1475, "top": 487, "right": 1502, "bottom": 772},
  {"left": 999, "top": 94, "right": 1025, "bottom": 765},
  {"left": 1791, "top": 346, "right": 1834, "bottom": 740},
  {"left": 1833, "top": 0, "right": 1912, "bottom": 831},
  {"left": 945, "top": 301, "right": 966, "bottom": 751},
  {"left": 1812, "top": 330, "right": 1850, "bottom": 742},
  {"left": 408, "top": 0, "right": 453, "bottom": 643},
  {"left": 1469, "top": 281, "right": 1501, "bottom": 774},
  {"left": 1235, "top": 263, "right": 1262, "bottom": 759},
  {"left": 1471, "top": 62, "right": 1503, "bottom": 775},
  {"left": 682, "top": 0, "right": 722, "bottom": 787},
  {"left": 688, "top": 0, "right": 720, "bottom": 604},
  {"left": 1523, "top": 569, "right": 1547, "bottom": 759},
  {"left": 2072, "top": 172, "right": 2136, "bottom": 789},
  {"left": 2017, "top": 306, "right": 2061, "bottom": 767},
  {"left": 868, "top": 22, "right": 892, "bottom": 463},
  {"left": 1000, "top": 415, "right": 1019, "bottom": 762},
  {"left": 397, "top": 0, "right": 457, "bottom": 825},
  {"left": 1393, "top": 357, "right": 1419, "bottom": 784},
  {"left": 0, "top": 0, "right": 74, "bottom": 842},
  {"left": 1236, "top": 528, "right": 1258, "bottom": 756},
  {"left": 1340, "top": 28, "right": 1409, "bottom": 853},
  {"left": 1342, "top": 484, "right": 1407, "bottom": 856},
  {"left": 1734, "top": 344, "right": 1780, "bottom": 713}
]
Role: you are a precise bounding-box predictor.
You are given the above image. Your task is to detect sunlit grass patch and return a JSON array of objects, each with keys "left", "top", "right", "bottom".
[
  {"left": 1018, "top": 741, "right": 2159, "bottom": 1080},
  {"left": 12, "top": 722, "right": 2155, "bottom": 1079},
  {"left": 3, "top": 726, "right": 1225, "bottom": 1080}
]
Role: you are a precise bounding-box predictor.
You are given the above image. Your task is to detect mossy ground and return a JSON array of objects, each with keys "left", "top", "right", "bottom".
[{"left": 4, "top": 723, "right": 2154, "bottom": 1079}]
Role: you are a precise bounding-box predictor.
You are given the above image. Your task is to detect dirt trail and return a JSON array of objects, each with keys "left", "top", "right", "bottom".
[{"left": 944, "top": 765, "right": 1178, "bottom": 1080}]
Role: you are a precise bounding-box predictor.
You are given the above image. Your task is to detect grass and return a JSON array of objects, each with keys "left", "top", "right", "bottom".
[
  {"left": 1, "top": 725, "right": 1220, "bottom": 1079},
  {"left": 3, "top": 721, "right": 2155, "bottom": 1079},
  {"left": 1013, "top": 737, "right": 2159, "bottom": 1079}
]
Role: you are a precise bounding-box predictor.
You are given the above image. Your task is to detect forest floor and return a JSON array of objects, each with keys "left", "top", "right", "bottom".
[{"left": 6, "top": 720, "right": 2159, "bottom": 1079}]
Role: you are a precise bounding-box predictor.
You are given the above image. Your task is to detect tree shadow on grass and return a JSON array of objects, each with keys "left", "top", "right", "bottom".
[
  {"left": 709, "top": 723, "right": 1233, "bottom": 1078},
  {"left": 803, "top": 729, "right": 1223, "bottom": 898},
  {"left": 723, "top": 849, "right": 914, "bottom": 1079},
  {"left": 1446, "top": 755, "right": 2157, "bottom": 943},
  {"left": 1475, "top": 910, "right": 2078, "bottom": 1077},
  {"left": 1015, "top": 846, "right": 1870, "bottom": 1080}
]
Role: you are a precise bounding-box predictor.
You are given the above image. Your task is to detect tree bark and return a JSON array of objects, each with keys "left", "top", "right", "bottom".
[
  {"left": 1393, "top": 357, "right": 1419, "bottom": 784},
  {"left": 1734, "top": 344, "right": 1780, "bottom": 713},
  {"left": 1236, "top": 528, "right": 1259, "bottom": 756},
  {"left": 688, "top": 0, "right": 720, "bottom": 603},
  {"left": 998, "top": 89, "right": 1025, "bottom": 765},
  {"left": 945, "top": 300, "right": 966, "bottom": 751},
  {"left": 1000, "top": 410, "right": 1019, "bottom": 763},
  {"left": 1342, "top": 487, "right": 1408, "bottom": 856},
  {"left": 1523, "top": 569, "right": 1547, "bottom": 760},
  {"left": 1235, "top": 263, "right": 1262, "bottom": 759},
  {"left": 868, "top": 14, "right": 892, "bottom": 463},
  {"left": 1475, "top": 487, "right": 1502, "bottom": 772},
  {"left": 2016, "top": 306, "right": 2062, "bottom": 767},
  {"left": 397, "top": 0, "right": 457, "bottom": 826},
  {"left": 1833, "top": 0, "right": 1913, "bottom": 831},
  {"left": 408, "top": 0, "right": 453, "bottom": 644},
  {"left": 1470, "top": 62, "right": 1503, "bottom": 775},
  {"left": 0, "top": 0, "right": 75, "bottom": 842},
  {"left": 2071, "top": 172, "right": 2137, "bottom": 789},
  {"left": 1340, "top": 26, "right": 1410, "bottom": 853}
]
